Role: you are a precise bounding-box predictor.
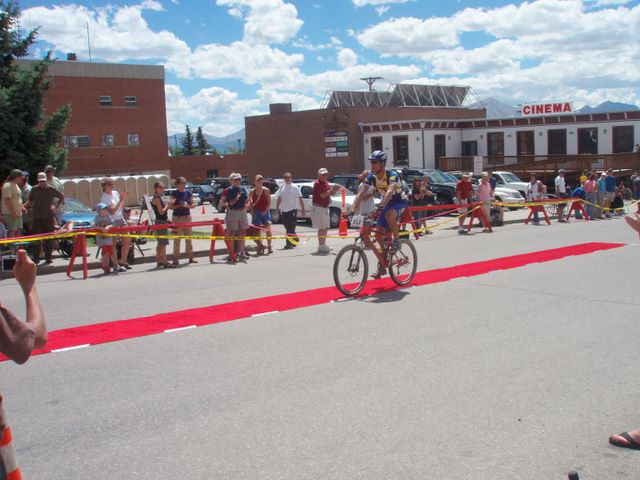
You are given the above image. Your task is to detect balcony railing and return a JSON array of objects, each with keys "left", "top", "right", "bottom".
[{"left": 437, "top": 153, "right": 640, "bottom": 179}]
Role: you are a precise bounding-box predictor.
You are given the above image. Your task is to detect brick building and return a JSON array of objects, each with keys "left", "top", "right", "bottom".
[
  {"left": 17, "top": 59, "right": 169, "bottom": 178},
  {"left": 244, "top": 85, "right": 486, "bottom": 179}
]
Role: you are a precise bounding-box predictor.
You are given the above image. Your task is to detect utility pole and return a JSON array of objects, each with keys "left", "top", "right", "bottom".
[{"left": 360, "top": 76, "right": 383, "bottom": 92}]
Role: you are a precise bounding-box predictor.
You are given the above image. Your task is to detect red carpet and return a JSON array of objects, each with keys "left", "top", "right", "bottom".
[{"left": 0, "top": 242, "right": 624, "bottom": 362}]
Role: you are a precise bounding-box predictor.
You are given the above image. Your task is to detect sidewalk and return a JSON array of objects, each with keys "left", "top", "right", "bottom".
[{"left": 1, "top": 203, "right": 627, "bottom": 278}]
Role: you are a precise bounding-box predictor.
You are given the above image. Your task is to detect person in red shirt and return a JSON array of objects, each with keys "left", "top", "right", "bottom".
[
  {"left": 311, "top": 168, "right": 340, "bottom": 253},
  {"left": 456, "top": 174, "right": 473, "bottom": 234}
]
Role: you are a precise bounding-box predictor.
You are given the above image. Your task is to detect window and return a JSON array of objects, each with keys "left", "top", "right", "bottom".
[
  {"left": 99, "top": 96, "right": 112, "bottom": 107},
  {"left": 64, "top": 135, "right": 90, "bottom": 148},
  {"left": 577, "top": 128, "right": 598, "bottom": 154},
  {"left": 124, "top": 96, "right": 137, "bottom": 107},
  {"left": 206, "top": 169, "right": 218, "bottom": 178},
  {"left": 462, "top": 141, "right": 477, "bottom": 156},
  {"left": 371, "top": 136, "right": 383, "bottom": 152},
  {"left": 392, "top": 135, "right": 409, "bottom": 166},
  {"left": 487, "top": 132, "right": 504, "bottom": 156},
  {"left": 548, "top": 129, "right": 566, "bottom": 155},
  {"left": 127, "top": 134, "right": 140, "bottom": 146},
  {"left": 613, "top": 126, "right": 634, "bottom": 153},
  {"left": 516, "top": 131, "right": 534, "bottom": 155},
  {"left": 102, "top": 134, "right": 115, "bottom": 146},
  {"left": 434, "top": 134, "right": 446, "bottom": 160}
]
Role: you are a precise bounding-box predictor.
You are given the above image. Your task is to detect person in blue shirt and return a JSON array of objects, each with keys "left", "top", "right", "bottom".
[
  {"left": 571, "top": 185, "right": 585, "bottom": 219},
  {"left": 353, "top": 150, "right": 407, "bottom": 252},
  {"left": 604, "top": 168, "right": 618, "bottom": 218}
]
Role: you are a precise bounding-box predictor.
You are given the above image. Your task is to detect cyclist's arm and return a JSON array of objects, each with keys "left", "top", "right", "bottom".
[{"left": 381, "top": 183, "right": 396, "bottom": 207}]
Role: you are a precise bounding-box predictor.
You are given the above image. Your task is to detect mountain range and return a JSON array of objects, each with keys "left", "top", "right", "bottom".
[
  {"left": 168, "top": 128, "right": 246, "bottom": 153},
  {"left": 473, "top": 98, "right": 639, "bottom": 119},
  {"left": 168, "top": 100, "right": 638, "bottom": 147}
]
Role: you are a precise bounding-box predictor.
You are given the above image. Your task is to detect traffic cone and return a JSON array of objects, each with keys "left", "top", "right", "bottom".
[
  {"left": 339, "top": 213, "right": 348, "bottom": 237},
  {"left": 201, "top": 204, "right": 206, "bottom": 214}
]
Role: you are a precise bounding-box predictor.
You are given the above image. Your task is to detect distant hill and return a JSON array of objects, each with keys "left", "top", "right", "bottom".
[
  {"left": 168, "top": 128, "right": 246, "bottom": 153},
  {"left": 469, "top": 97, "right": 518, "bottom": 118},
  {"left": 470, "top": 98, "right": 638, "bottom": 118},
  {"left": 576, "top": 101, "right": 638, "bottom": 114}
]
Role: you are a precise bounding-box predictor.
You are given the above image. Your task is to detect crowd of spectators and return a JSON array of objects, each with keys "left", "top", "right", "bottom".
[{"left": 2, "top": 165, "right": 638, "bottom": 274}]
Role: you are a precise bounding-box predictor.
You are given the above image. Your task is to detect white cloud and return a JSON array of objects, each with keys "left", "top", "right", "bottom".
[
  {"left": 375, "top": 6, "right": 390, "bottom": 16},
  {"left": 23, "top": 3, "right": 189, "bottom": 62},
  {"left": 216, "top": 0, "right": 303, "bottom": 44},
  {"left": 337, "top": 48, "right": 358, "bottom": 68},
  {"left": 173, "top": 41, "right": 305, "bottom": 85},
  {"left": 358, "top": 16, "right": 460, "bottom": 55},
  {"left": 355, "top": 0, "right": 640, "bottom": 107}
]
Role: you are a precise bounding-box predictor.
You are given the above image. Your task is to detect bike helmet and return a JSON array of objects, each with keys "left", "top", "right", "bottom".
[{"left": 368, "top": 150, "right": 387, "bottom": 163}]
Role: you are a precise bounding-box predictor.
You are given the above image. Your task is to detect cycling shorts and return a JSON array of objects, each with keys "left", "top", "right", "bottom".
[{"left": 377, "top": 199, "right": 407, "bottom": 230}]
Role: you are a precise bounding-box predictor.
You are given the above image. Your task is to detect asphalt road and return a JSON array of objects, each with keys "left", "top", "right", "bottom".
[{"left": 0, "top": 212, "right": 639, "bottom": 479}]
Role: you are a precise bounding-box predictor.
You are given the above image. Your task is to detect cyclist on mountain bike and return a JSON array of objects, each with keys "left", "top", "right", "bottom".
[{"left": 352, "top": 150, "right": 407, "bottom": 251}]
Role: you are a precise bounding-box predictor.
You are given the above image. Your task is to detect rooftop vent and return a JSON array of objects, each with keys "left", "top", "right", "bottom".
[{"left": 67, "top": 53, "right": 77, "bottom": 61}]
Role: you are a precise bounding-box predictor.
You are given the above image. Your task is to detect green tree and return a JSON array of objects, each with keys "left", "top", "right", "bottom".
[
  {"left": 0, "top": 1, "right": 71, "bottom": 179},
  {"left": 180, "top": 125, "right": 195, "bottom": 156},
  {"left": 195, "top": 126, "right": 210, "bottom": 155}
]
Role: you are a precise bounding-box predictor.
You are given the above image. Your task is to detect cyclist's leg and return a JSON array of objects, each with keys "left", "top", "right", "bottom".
[{"left": 386, "top": 208, "right": 400, "bottom": 242}]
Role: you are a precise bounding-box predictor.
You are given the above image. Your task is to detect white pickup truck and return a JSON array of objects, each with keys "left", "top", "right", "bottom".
[
  {"left": 491, "top": 171, "right": 529, "bottom": 199},
  {"left": 270, "top": 181, "right": 361, "bottom": 229}
]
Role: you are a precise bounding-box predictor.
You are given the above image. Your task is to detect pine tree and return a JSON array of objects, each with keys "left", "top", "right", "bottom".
[
  {"left": 0, "top": 1, "right": 71, "bottom": 179},
  {"left": 180, "top": 125, "right": 195, "bottom": 156},
  {"left": 195, "top": 126, "right": 210, "bottom": 155}
]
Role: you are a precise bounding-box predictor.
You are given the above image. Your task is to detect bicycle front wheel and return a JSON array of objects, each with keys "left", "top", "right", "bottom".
[
  {"left": 333, "top": 245, "right": 369, "bottom": 296},
  {"left": 388, "top": 239, "right": 417, "bottom": 286}
]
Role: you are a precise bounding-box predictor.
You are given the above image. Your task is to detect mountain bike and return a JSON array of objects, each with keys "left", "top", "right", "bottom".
[{"left": 333, "top": 211, "right": 417, "bottom": 296}]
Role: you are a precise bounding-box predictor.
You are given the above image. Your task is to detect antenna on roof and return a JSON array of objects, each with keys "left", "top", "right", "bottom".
[
  {"left": 86, "top": 21, "right": 92, "bottom": 62},
  {"left": 360, "top": 76, "right": 383, "bottom": 92}
]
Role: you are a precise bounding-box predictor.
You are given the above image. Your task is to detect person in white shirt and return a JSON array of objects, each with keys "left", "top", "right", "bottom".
[
  {"left": 100, "top": 178, "right": 131, "bottom": 271},
  {"left": 355, "top": 170, "right": 376, "bottom": 215},
  {"left": 527, "top": 174, "right": 545, "bottom": 225},
  {"left": 554, "top": 169, "right": 569, "bottom": 223},
  {"left": 276, "top": 173, "right": 306, "bottom": 249}
]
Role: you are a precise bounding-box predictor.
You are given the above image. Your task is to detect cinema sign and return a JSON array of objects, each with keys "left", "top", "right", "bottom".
[{"left": 521, "top": 102, "right": 573, "bottom": 116}]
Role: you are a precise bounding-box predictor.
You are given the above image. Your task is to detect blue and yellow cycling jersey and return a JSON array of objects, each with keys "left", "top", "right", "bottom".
[{"left": 364, "top": 170, "right": 405, "bottom": 202}]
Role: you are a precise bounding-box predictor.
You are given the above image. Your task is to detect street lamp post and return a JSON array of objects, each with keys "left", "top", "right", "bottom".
[{"left": 237, "top": 138, "right": 241, "bottom": 153}]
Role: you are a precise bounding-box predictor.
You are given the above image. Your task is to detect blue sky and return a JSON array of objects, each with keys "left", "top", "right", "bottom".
[{"left": 19, "top": 0, "right": 640, "bottom": 136}]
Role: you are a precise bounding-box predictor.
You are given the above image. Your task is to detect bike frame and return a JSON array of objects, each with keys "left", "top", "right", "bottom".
[{"left": 352, "top": 215, "right": 393, "bottom": 268}]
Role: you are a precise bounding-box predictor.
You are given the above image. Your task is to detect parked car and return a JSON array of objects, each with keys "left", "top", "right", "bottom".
[
  {"left": 269, "top": 181, "right": 372, "bottom": 229},
  {"left": 330, "top": 174, "right": 361, "bottom": 194},
  {"left": 401, "top": 168, "right": 458, "bottom": 206},
  {"left": 187, "top": 184, "right": 215, "bottom": 204},
  {"left": 60, "top": 198, "right": 96, "bottom": 229},
  {"left": 491, "top": 171, "right": 529, "bottom": 199}
]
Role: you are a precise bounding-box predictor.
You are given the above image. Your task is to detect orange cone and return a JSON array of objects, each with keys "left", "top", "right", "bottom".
[
  {"left": 338, "top": 213, "right": 348, "bottom": 237},
  {"left": 201, "top": 204, "right": 206, "bottom": 214}
]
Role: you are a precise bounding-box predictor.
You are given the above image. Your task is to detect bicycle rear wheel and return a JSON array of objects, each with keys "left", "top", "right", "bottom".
[
  {"left": 333, "top": 244, "right": 369, "bottom": 296},
  {"left": 388, "top": 239, "right": 417, "bottom": 286}
]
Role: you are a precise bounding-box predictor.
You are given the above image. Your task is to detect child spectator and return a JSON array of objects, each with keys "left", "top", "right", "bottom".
[{"left": 93, "top": 203, "right": 120, "bottom": 274}]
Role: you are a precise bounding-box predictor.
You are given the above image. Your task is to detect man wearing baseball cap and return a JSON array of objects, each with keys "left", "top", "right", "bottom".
[
  {"left": 23, "top": 173, "right": 64, "bottom": 264},
  {"left": 311, "top": 167, "right": 341, "bottom": 253},
  {"left": 1, "top": 169, "right": 26, "bottom": 238}
]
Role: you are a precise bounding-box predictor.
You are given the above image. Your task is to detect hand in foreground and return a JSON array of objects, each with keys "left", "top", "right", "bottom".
[{"left": 13, "top": 249, "right": 36, "bottom": 294}]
